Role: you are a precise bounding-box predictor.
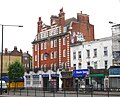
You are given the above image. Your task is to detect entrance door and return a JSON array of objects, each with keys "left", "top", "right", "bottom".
[{"left": 43, "top": 77, "right": 49, "bottom": 90}]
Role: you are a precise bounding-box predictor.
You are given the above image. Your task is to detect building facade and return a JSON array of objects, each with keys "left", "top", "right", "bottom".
[
  {"left": 70, "top": 37, "right": 113, "bottom": 70},
  {"left": 111, "top": 24, "right": 120, "bottom": 65},
  {"left": 31, "top": 8, "right": 94, "bottom": 89},
  {"left": 0, "top": 46, "right": 22, "bottom": 75},
  {"left": 108, "top": 24, "right": 120, "bottom": 89},
  {"left": 70, "top": 37, "right": 113, "bottom": 90},
  {"left": 23, "top": 51, "right": 32, "bottom": 70},
  {"left": 0, "top": 46, "right": 31, "bottom": 75}
]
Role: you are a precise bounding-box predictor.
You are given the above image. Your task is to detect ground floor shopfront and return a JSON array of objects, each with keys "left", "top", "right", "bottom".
[
  {"left": 61, "top": 71, "right": 73, "bottom": 90},
  {"left": 109, "top": 66, "right": 120, "bottom": 88},
  {"left": 90, "top": 69, "right": 108, "bottom": 90},
  {"left": 24, "top": 70, "right": 61, "bottom": 91},
  {"left": 61, "top": 69, "right": 89, "bottom": 90}
]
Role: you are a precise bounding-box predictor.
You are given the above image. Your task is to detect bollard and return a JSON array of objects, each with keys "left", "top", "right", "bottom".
[
  {"left": 64, "top": 89, "right": 66, "bottom": 97},
  {"left": 35, "top": 87, "right": 36, "bottom": 96},
  {"left": 27, "top": 87, "right": 28, "bottom": 96},
  {"left": 107, "top": 88, "right": 109, "bottom": 97},
  {"left": 53, "top": 87, "right": 55, "bottom": 97},
  {"left": 77, "top": 87, "right": 78, "bottom": 97},
  {"left": 43, "top": 88, "right": 45, "bottom": 97},
  {"left": 90, "top": 86, "right": 93, "bottom": 97},
  {"left": 20, "top": 88, "right": 21, "bottom": 96}
]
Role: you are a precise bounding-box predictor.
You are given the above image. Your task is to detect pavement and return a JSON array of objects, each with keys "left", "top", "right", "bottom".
[{"left": 0, "top": 91, "right": 120, "bottom": 97}]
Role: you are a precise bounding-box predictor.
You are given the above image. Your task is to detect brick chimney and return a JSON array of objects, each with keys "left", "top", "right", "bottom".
[
  {"left": 20, "top": 49, "right": 22, "bottom": 54},
  {"left": 59, "top": 7, "right": 65, "bottom": 31},
  {"left": 50, "top": 15, "right": 59, "bottom": 26},
  {"left": 77, "top": 11, "right": 89, "bottom": 24},
  {"left": 37, "top": 17, "right": 42, "bottom": 33},
  {"left": 14, "top": 46, "right": 17, "bottom": 51}
]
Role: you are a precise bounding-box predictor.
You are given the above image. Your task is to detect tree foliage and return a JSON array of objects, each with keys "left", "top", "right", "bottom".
[{"left": 8, "top": 61, "right": 25, "bottom": 81}]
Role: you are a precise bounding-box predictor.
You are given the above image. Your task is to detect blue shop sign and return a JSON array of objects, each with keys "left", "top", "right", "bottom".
[
  {"left": 33, "top": 75, "right": 39, "bottom": 78},
  {"left": 73, "top": 69, "right": 88, "bottom": 77},
  {"left": 51, "top": 74, "right": 59, "bottom": 77},
  {"left": 109, "top": 68, "right": 120, "bottom": 75},
  {"left": 25, "top": 75, "right": 30, "bottom": 78},
  {"left": 42, "top": 74, "right": 49, "bottom": 78}
]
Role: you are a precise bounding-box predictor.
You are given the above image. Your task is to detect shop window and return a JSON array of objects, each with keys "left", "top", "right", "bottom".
[
  {"left": 26, "top": 75, "right": 31, "bottom": 86},
  {"left": 33, "top": 75, "right": 39, "bottom": 87}
]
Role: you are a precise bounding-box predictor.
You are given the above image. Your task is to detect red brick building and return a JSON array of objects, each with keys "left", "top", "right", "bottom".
[{"left": 32, "top": 8, "right": 94, "bottom": 71}]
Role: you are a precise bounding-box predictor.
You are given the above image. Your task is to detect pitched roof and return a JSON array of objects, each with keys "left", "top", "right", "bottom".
[{"left": 65, "top": 17, "right": 77, "bottom": 26}]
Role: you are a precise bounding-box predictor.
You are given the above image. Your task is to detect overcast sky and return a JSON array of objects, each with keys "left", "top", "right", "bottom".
[{"left": 0, "top": 0, "right": 120, "bottom": 55}]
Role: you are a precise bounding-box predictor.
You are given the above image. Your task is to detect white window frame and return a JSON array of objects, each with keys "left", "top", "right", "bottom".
[
  {"left": 50, "top": 40, "right": 53, "bottom": 48},
  {"left": 73, "top": 52, "right": 76, "bottom": 60},
  {"left": 86, "top": 50, "right": 90, "bottom": 58},
  {"left": 44, "top": 54, "right": 47, "bottom": 60},
  {"left": 50, "top": 52, "right": 54, "bottom": 59},
  {"left": 63, "top": 49, "right": 66, "bottom": 57},
  {"left": 94, "top": 61, "right": 97, "bottom": 69},
  {"left": 104, "top": 47, "right": 108, "bottom": 56},
  {"left": 78, "top": 51, "right": 81, "bottom": 59},
  {"left": 35, "top": 55, "right": 37, "bottom": 61},
  {"left": 104, "top": 60, "right": 108, "bottom": 68},
  {"left": 54, "top": 51, "right": 57, "bottom": 59},
  {"left": 54, "top": 39, "right": 57, "bottom": 47},
  {"left": 35, "top": 45, "right": 37, "bottom": 51},
  {"left": 54, "top": 63, "right": 57, "bottom": 71},
  {"left": 51, "top": 63, "right": 54, "bottom": 70},
  {"left": 44, "top": 42, "right": 47, "bottom": 49},
  {"left": 94, "top": 49, "right": 97, "bottom": 57},
  {"left": 41, "top": 53, "right": 43, "bottom": 60},
  {"left": 78, "top": 63, "right": 82, "bottom": 69},
  {"left": 41, "top": 43, "right": 43, "bottom": 50},
  {"left": 63, "top": 37, "right": 66, "bottom": 45}
]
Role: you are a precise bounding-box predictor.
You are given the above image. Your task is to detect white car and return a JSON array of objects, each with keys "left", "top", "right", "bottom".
[{"left": 0, "top": 80, "right": 8, "bottom": 93}]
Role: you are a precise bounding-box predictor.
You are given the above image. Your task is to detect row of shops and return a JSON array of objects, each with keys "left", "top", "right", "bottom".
[{"left": 24, "top": 66, "right": 120, "bottom": 91}]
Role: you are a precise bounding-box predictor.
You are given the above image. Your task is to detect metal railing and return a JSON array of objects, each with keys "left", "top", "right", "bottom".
[{"left": 2, "top": 87, "right": 120, "bottom": 97}]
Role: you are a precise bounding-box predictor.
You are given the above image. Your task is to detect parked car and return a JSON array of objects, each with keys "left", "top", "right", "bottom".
[{"left": 0, "top": 80, "right": 7, "bottom": 93}]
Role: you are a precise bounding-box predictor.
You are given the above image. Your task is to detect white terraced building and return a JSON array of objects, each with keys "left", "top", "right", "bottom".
[{"left": 70, "top": 36, "right": 113, "bottom": 70}]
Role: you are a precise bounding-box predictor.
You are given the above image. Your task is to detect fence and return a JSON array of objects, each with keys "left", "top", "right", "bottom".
[{"left": 3, "top": 87, "right": 120, "bottom": 97}]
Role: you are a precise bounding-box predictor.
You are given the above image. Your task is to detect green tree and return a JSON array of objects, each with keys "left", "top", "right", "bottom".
[{"left": 8, "top": 61, "right": 25, "bottom": 81}]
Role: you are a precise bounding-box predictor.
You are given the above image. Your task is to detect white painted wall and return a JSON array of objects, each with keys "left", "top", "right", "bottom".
[{"left": 70, "top": 37, "right": 113, "bottom": 69}]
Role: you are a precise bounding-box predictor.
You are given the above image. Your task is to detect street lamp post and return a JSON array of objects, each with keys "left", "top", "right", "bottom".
[{"left": 0, "top": 24, "right": 23, "bottom": 95}]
